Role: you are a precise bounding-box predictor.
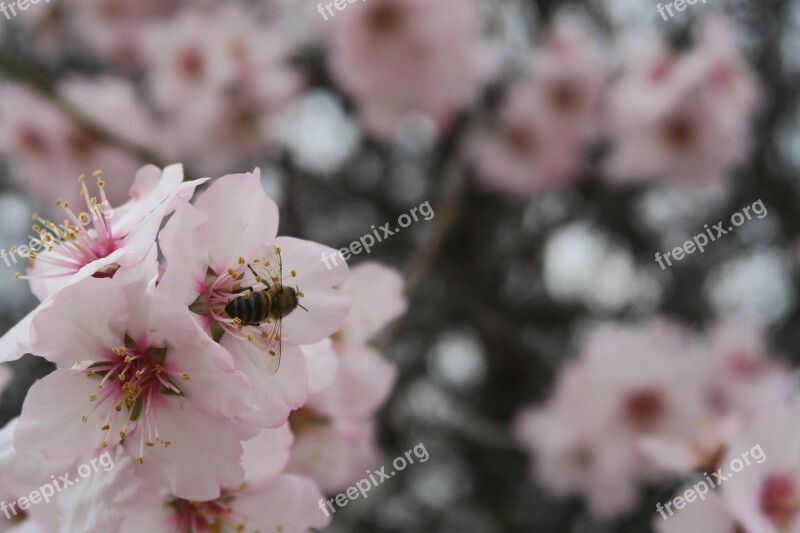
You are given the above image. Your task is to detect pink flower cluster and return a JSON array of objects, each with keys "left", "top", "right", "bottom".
[
  {"left": 476, "top": 14, "right": 760, "bottom": 196},
  {"left": 0, "top": 166, "right": 405, "bottom": 532},
  {"left": 514, "top": 318, "right": 797, "bottom": 531}
]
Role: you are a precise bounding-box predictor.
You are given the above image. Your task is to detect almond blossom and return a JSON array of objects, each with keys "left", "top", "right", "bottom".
[
  {"left": 156, "top": 170, "right": 351, "bottom": 429},
  {"left": 0, "top": 163, "right": 206, "bottom": 364},
  {"left": 287, "top": 263, "right": 404, "bottom": 492},
  {"left": 142, "top": 6, "right": 301, "bottom": 174},
  {"left": 327, "top": 0, "right": 496, "bottom": 139},
  {"left": 0, "top": 78, "right": 157, "bottom": 209},
  {"left": 118, "top": 425, "right": 330, "bottom": 533},
  {"left": 605, "top": 16, "right": 760, "bottom": 192},
  {"left": 476, "top": 15, "right": 607, "bottom": 196},
  {"left": 13, "top": 255, "right": 253, "bottom": 501},
  {"left": 514, "top": 321, "right": 713, "bottom": 517}
]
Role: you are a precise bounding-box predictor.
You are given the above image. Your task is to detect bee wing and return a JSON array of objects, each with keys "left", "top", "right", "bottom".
[
  {"left": 260, "top": 317, "right": 283, "bottom": 374},
  {"left": 259, "top": 246, "right": 284, "bottom": 288}
]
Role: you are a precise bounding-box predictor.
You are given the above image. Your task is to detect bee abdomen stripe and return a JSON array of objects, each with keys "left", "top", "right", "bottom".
[{"left": 252, "top": 291, "right": 264, "bottom": 323}]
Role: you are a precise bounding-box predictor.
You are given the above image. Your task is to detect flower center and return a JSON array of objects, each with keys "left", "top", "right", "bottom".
[
  {"left": 624, "top": 389, "right": 666, "bottom": 431},
  {"left": 367, "top": 2, "right": 406, "bottom": 37},
  {"left": 760, "top": 472, "right": 800, "bottom": 528},
  {"left": 663, "top": 116, "right": 695, "bottom": 149},
  {"left": 192, "top": 250, "right": 303, "bottom": 362},
  {"left": 15, "top": 171, "right": 119, "bottom": 284},
  {"left": 82, "top": 336, "right": 187, "bottom": 464},
  {"left": 168, "top": 494, "right": 245, "bottom": 533}
]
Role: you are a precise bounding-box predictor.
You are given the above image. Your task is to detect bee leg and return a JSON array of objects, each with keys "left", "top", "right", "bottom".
[{"left": 247, "top": 264, "right": 270, "bottom": 289}]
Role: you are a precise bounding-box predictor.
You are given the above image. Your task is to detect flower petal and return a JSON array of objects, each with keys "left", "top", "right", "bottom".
[{"left": 194, "top": 170, "right": 279, "bottom": 273}]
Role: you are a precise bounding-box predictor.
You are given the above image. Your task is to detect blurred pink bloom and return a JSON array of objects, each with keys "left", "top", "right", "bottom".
[
  {"left": 14, "top": 258, "right": 252, "bottom": 501},
  {"left": 476, "top": 15, "right": 606, "bottom": 196},
  {"left": 287, "top": 263, "right": 404, "bottom": 492},
  {"left": 157, "top": 171, "right": 351, "bottom": 429},
  {"left": 653, "top": 489, "right": 740, "bottom": 533},
  {"left": 328, "top": 0, "right": 496, "bottom": 139},
  {"left": 0, "top": 78, "right": 158, "bottom": 210},
  {"left": 605, "top": 16, "right": 760, "bottom": 192},
  {"left": 514, "top": 321, "right": 712, "bottom": 517},
  {"left": 288, "top": 414, "right": 382, "bottom": 494},
  {"left": 17, "top": 0, "right": 199, "bottom": 66},
  {"left": 704, "top": 317, "right": 793, "bottom": 419},
  {"left": 142, "top": 6, "right": 301, "bottom": 174}
]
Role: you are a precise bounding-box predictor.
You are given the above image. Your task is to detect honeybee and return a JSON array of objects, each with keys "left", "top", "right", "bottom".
[{"left": 225, "top": 247, "right": 306, "bottom": 374}]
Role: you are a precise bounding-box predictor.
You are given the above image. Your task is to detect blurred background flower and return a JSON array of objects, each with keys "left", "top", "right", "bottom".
[{"left": 0, "top": 0, "right": 799, "bottom": 531}]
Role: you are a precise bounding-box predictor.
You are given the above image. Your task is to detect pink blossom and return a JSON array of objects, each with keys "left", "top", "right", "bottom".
[
  {"left": 156, "top": 171, "right": 351, "bottom": 429},
  {"left": 514, "top": 321, "right": 713, "bottom": 517},
  {"left": 718, "top": 397, "right": 800, "bottom": 533},
  {"left": 328, "top": 0, "right": 496, "bottom": 139},
  {"left": 142, "top": 6, "right": 301, "bottom": 174},
  {"left": 0, "top": 164, "right": 205, "bottom": 364},
  {"left": 605, "top": 16, "right": 760, "bottom": 191},
  {"left": 0, "top": 78, "right": 158, "bottom": 210},
  {"left": 13, "top": 257, "right": 252, "bottom": 501},
  {"left": 704, "top": 317, "right": 794, "bottom": 419},
  {"left": 286, "top": 263, "right": 404, "bottom": 491},
  {"left": 288, "top": 414, "right": 382, "bottom": 494},
  {"left": 475, "top": 15, "right": 606, "bottom": 196},
  {"left": 118, "top": 426, "right": 329, "bottom": 533}
]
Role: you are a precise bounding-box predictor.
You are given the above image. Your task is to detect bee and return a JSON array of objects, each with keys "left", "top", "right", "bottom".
[{"left": 224, "top": 247, "right": 306, "bottom": 374}]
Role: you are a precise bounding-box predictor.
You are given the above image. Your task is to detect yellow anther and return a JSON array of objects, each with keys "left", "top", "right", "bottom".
[
  {"left": 136, "top": 457, "right": 144, "bottom": 464},
  {"left": 101, "top": 424, "right": 110, "bottom": 431},
  {"left": 119, "top": 432, "right": 126, "bottom": 439},
  {"left": 155, "top": 364, "right": 163, "bottom": 374},
  {"left": 163, "top": 441, "right": 171, "bottom": 448},
  {"left": 81, "top": 416, "right": 88, "bottom": 423},
  {"left": 78, "top": 175, "right": 86, "bottom": 182},
  {"left": 238, "top": 257, "right": 246, "bottom": 265},
  {"left": 291, "top": 270, "right": 297, "bottom": 277},
  {"left": 227, "top": 268, "right": 236, "bottom": 277},
  {"left": 118, "top": 373, "right": 126, "bottom": 381},
  {"left": 89, "top": 395, "right": 97, "bottom": 402},
  {"left": 182, "top": 373, "right": 190, "bottom": 381},
  {"left": 145, "top": 442, "right": 154, "bottom": 447},
  {"left": 92, "top": 170, "right": 102, "bottom": 177},
  {"left": 12, "top": 272, "right": 20, "bottom": 280},
  {"left": 100, "top": 442, "right": 108, "bottom": 448},
  {"left": 247, "top": 335, "right": 254, "bottom": 341},
  {"left": 97, "top": 180, "right": 105, "bottom": 187}
]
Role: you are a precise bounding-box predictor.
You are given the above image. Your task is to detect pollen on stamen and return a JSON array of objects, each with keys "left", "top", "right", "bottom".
[
  {"left": 137, "top": 457, "right": 144, "bottom": 464},
  {"left": 163, "top": 441, "right": 172, "bottom": 448},
  {"left": 81, "top": 416, "right": 88, "bottom": 423},
  {"left": 238, "top": 257, "right": 246, "bottom": 265},
  {"left": 119, "top": 432, "right": 126, "bottom": 439},
  {"left": 100, "top": 442, "right": 108, "bottom": 449},
  {"left": 182, "top": 373, "right": 190, "bottom": 381},
  {"left": 101, "top": 424, "right": 110, "bottom": 431},
  {"left": 291, "top": 270, "right": 297, "bottom": 277},
  {"left": 12, "top": 272, "right": 20, "bottom": 280}
]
